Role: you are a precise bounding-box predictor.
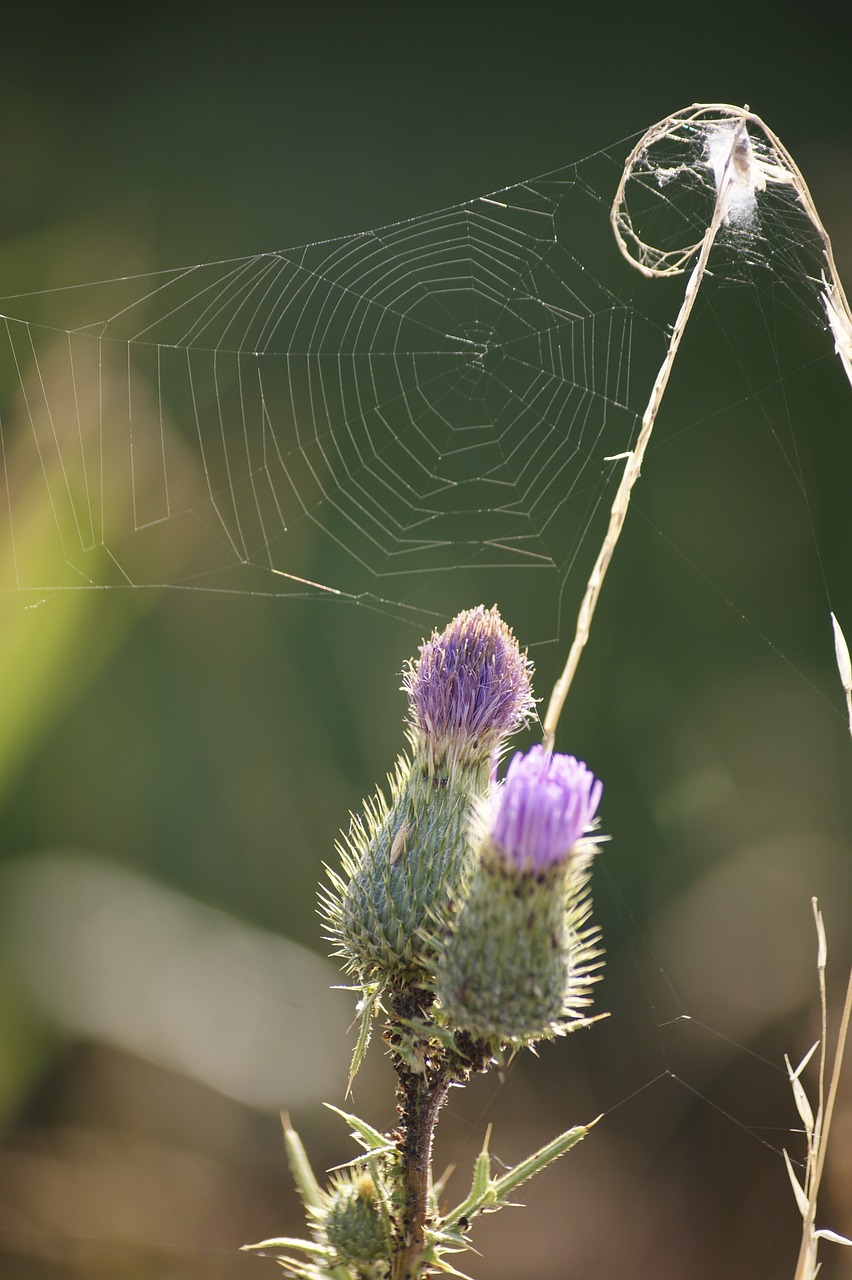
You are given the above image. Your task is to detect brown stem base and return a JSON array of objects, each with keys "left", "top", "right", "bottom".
[
  {"left": 386, "top": 989, "right": 493, "bottom": 1280},
  {"left": 388, "top": 987, "right": 448, "bottom": 1280}
]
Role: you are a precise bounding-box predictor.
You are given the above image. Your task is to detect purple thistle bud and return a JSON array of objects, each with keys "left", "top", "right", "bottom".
[
  {"left": 490, "top": 744, "right": 602, "bottom": 873},
  {"left": 403, "top": 606, "right": 535, "bottom": 778}
]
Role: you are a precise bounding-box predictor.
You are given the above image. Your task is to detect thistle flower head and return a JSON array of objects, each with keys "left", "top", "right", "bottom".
[
  {"left": 324, "top": 609, "right": 533, "bottom": 993},
  {"left": 403, "top": 605, "right": 535, "bottom": 779},
  {"left": 435, "top": 743, "right": 604, "bottom": 1046},
  {"left": 489, "top": 744, "right": 602, "bottom": 874},
  {"left": 323, "top": 1170, "right": 390, "bottom": 1267}
]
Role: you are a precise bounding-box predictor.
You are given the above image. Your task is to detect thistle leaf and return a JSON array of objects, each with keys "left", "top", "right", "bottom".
[
  {"left": 325, "top": 1103, "right": 392, "bottom": 1153},
  {"left": 468, "top": 1125, "right": 493, "bottom": 1203},
  {"left": 489, "top": 1121, "right": 595, "bottom": 1203},
  {"left": 347, "top": 986, "right": 380, "bottom": 1093},
  {"left": 444, "top": 1120, "right": 593, "bottom": 1228},
  {"left": 395, "top": 1016, "right": 459, "bottom": 1052},
  {"left": 430, "top": 1257, "right": 478, "bottom": 1279},
  {"left": 240, "top": 1236, "right": 331, "bottom": 1257},
  {"left": 282, "top": 1113, "right": 326, "bottom": 1214}
]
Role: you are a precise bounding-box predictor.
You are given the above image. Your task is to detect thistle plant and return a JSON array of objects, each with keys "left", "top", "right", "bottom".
[
  {"left": 435, "top": 744, "right": 603, "bottom": 1048},
  {"left": 326, "top": 605, "right": 536, "bottom": 992},
  {"left": 245, "top": 606, "right": 605, "bottom": 1279},
  {"left": 243, "top": 106, "right": 852, "bottom": 1280}
]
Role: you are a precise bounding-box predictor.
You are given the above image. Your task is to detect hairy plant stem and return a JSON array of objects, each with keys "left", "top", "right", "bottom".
[
  {"left": 388, "top": 987, "right": 450, "bottom": 1280},
  {"left": 387, "top": 990, "right": 489, "bottom": 1280}
]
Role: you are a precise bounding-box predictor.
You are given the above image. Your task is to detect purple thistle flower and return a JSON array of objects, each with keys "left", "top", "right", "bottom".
[
  {"left": 489, "top": 744, "right": 602, "bottom": 873},
  {"left": 402, "top": 606, "right": 535, "bottom": 777}
]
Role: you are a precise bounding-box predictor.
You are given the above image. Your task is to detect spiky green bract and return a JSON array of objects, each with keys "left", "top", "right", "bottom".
[
  {"left": 324, "top": 1172, "right": 392, "bottom": 1269},
  {"left": 321, "top": 754, "right": 489, "bottom": 986},
  {"left": 434, "top": 835, "right": 601, "bottom": 1047},
  {"left": 244, "top": 1109, "right": 597, "bottom": 1280},
  {"left": 243, "top": 1110, "right": 396, "bottom": 1280},
  {"left": 435, "top": 745, "right": 605, "bottom": 1049},
  {"left": 321, "top": 607, "right": 534, "bottom": 992}
]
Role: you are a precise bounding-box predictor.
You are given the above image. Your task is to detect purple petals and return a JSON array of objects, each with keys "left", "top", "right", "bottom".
[
  {"left": 403, "top": 606, "right": 535, "bottom": 770},
  {"left": 490, "top": 744, "right": 602, "bottom": 872}
]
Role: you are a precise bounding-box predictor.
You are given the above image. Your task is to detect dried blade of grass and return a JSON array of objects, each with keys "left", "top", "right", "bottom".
[
  {"left": 789, "top": 617, "right": 852, "bottom": 1273},
  {"left": 784, "top": 1148, "right": 810, "bottom": 1221},
  {"left": 785, "top": 1048, "right": 817, "bottom": 1144},
  {"left": 831, "top": 613, "right": 852, "bottom": 737},
  {"left": 810, "top": 964, "right": 852, "bottom": 1214},
  {"left": 790, "top": 908, "right": 852, "bottom": 1280}
]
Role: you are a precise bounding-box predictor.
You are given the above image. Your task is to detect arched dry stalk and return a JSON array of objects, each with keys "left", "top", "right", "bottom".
[
  {"left": 543, "top": 100, "right": 852, "bottom": 1280},
  {"left": 543, "top": 102, "right": 852, "bottom": 743},
  {"left": 785, "top": 899, "right": 852, "bottom": 1280},
  {"left": 785, "top": 621, "right": 852, "bottom": 1280}
]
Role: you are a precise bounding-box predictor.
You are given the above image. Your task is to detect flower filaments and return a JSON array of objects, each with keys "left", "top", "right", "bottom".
[
  {"left": 403, "top": 605, "right": 535, "bottom": 783},
  {"left": 436, "top": 745, "right": 604, "bottom": 1047},
  {"left": 490, "top": 746, "right": 602, "bottom": 873},
  {"left": 323, "top": 606, "right": 535, "bottom": 986}
]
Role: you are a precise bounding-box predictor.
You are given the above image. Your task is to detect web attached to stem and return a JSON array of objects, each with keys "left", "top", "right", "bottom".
[{"left": 0, "top": 106, "right": 842, "bottom": 639}]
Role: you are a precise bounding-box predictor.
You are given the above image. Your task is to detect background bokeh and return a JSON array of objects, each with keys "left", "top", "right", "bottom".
[{"left": 0, "top": 6, "right": 850, "bottom": 1279}]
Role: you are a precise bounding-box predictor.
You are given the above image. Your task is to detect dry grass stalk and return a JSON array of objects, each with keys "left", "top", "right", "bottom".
[
  {"left": 786, "top": 902, "right": 852, "bottom": 1280},
  {"left": 544, "top": 103, "right": 852, "bottom": 742}
]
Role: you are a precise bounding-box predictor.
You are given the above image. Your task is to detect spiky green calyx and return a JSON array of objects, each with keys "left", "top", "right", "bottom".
[
  {"left": 323, "top": 1171, "right": 391, "bottom": 1269},
  {"left": 435, "top": 838, "right": 600, "bottom": 1046},
  {"left": 321, "top": 754, "right": 488, "bottom": 985},
  {"left": 435, "top": 745, "right": 605, "bottom": 1048}
]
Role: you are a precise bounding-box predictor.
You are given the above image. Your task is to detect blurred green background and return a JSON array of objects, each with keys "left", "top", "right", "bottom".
[{"left": 0, "top": 5, "right": 850, "bottom": 1279}]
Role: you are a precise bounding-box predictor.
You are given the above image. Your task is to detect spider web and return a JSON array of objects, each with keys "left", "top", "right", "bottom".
[
  {"left": 0, "top": 144, "right": 665, "bottom": 637},
  {"left": 0, "top": 114, "right": 850, "bottom": 1278},
  {"left": 0, "top": 117, "right": 842, "bottom": 648}
]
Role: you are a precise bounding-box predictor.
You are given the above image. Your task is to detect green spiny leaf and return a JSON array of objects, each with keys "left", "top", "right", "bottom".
[
  {"left": 282, "top": 1114, "right": 326, "bottom": 1215},
  {"left": 444, "top": 1120, "right": 595, "bottom": 1228},
  {"left": 347, "top": 985, "right": 381, "bottom": 1093},
  {"left": 489, "top": 1121, "right": 595, "bottom": 1202},
  {"left": 325, "top": 1103, "right": 392, "bottom": 1153},
  {"left": 468, "top": 1124, "right": 492, "bottom": 1202},
  {"left": 241, "top": 1236, "right": 331, "bottom": 1258},
  {"left": 395, "top": 1016, "right": 459, "bottom": 1053}
]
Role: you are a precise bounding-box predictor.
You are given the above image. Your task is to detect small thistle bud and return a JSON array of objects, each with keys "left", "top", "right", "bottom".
[
  {"left": 403, "top": 605, "right": 535, "bottom": 785},
  {"left": 323, "top": 1171, "right": 390, "bottom": 1267},
  {"left": 322, "top": 606, "right": 535, "bottom": 986},
  {"left": 436, "top": 745, "right": 604, "bottom": 1047}
]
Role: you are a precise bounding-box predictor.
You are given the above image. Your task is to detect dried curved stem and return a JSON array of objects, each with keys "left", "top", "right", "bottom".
[
  {"left": 543, "top": 119, "right": 738, "bottom": 743},
  {"left": 544, "top": 102, "right": 852, "bottom": 745}
]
